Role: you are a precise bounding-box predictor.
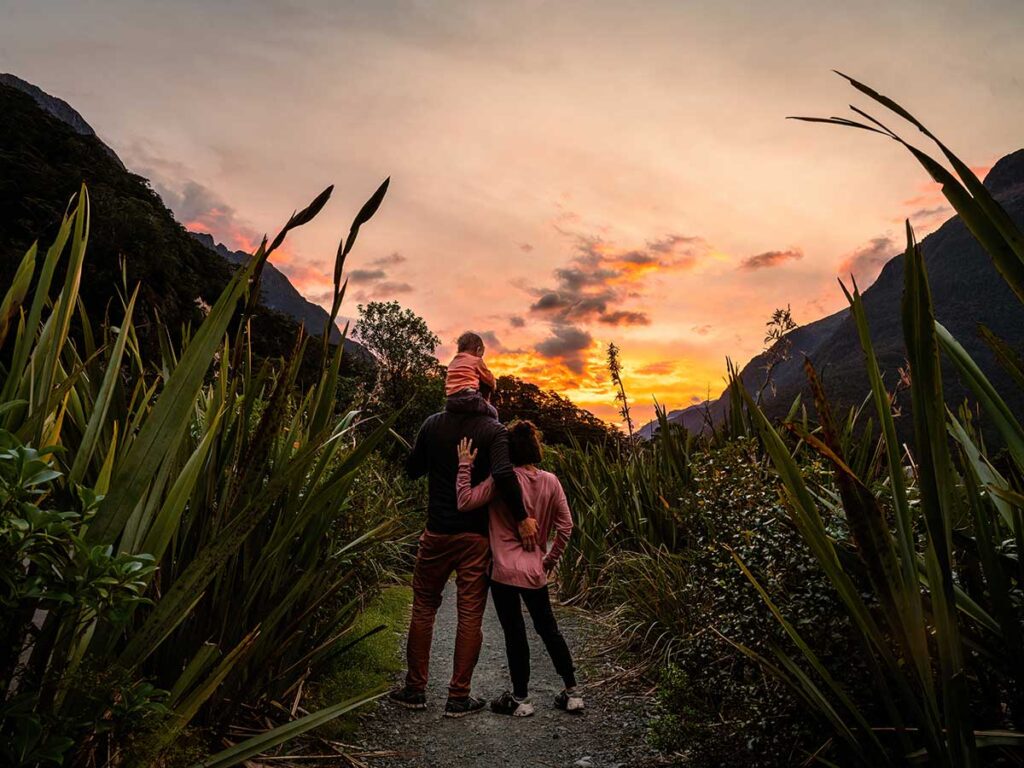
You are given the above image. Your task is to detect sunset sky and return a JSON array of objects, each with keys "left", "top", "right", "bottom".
[{"left": 4, "top": 0, "right": 1024, "bottom": 424}]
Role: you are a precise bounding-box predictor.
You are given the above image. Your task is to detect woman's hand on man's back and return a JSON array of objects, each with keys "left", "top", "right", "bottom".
[{"left": 457, "top": 437, "right": 478, "bottom": 465}]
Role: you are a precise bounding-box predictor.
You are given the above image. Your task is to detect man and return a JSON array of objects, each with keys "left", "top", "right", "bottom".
[{"left": 391, "top": 393, "right": 538, "bottom": 717}]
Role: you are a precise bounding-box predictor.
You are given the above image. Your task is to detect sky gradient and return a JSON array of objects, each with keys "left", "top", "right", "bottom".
[{"left": 4, "top": 0, "right": 1024, "bottom": 424}]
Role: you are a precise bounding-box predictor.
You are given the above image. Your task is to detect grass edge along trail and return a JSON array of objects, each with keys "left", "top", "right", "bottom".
[{"left": 312, "top": 586, "right": 414, "bottom": 739}]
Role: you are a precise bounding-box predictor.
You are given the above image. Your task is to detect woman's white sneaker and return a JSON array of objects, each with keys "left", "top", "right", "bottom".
[
  {"left": 554, "top": 688, "right": 584, "bottom": 712},
  {"left": 490, "top": 690, "right": 535, "bottom": 717}
]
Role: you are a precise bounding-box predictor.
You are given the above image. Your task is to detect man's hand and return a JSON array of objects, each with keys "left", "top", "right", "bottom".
[
  {"left": 457, "top": 437, "right": 477, "bottom": 465},
  {"left": 518, "top": 516, "right": 538, "bottom": 552}
]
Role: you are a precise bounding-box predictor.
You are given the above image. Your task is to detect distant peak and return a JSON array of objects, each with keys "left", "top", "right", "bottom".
[
  {"left": 0, "top": 73, "right": 124, "bottom": 168},
  {"left": 1, "top": 73, "right": 96, "bottom": 136},
  {"left": 190, "top": 231, "right": 217, "bottom": 249},
  {"left": 983, "top": 148, "right": 1024, "bottom": 197}
]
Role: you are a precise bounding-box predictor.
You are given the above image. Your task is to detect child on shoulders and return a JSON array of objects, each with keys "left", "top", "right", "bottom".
[{"left": 446, "top": 331, "right": 499, "bottom": 419}]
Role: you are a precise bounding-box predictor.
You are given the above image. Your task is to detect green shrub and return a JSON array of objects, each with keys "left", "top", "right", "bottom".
[
  {"left": 0, "top": 180, "right": 403, "bottom": 766},
  {"left": 604, "top": 439, "right": 861, "bottom": 766},
  {"left": 647, "top": 665, "right": 703, "bottom": 754},
  {"left": 738, "top": 75, "right": 1024, "bottom": 764},
  {"left": 0, "top": 436, "right": 161, "bottom": 766}
]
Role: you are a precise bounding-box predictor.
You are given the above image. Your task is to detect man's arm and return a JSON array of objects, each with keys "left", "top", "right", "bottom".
[
  {"left": 489, "top": 428, "right": 525, "bottom": 520},
  {"left": 405, "top": 417, "right": 430, "bottom": 480},
  {"left": 489, "top": 427, "right": 538, "bottom": 550}
]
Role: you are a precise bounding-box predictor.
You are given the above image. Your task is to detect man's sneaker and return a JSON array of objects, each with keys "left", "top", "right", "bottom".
[
  {"left": 389, "top": 686, "right": 427, "bottom": 710},
  {"left": 490, "top": 690, "right": 536, "bottom": 717},
  {"left": 554, "top": 688, "right": 585, "bottom": 713},
  {"left": 444, "top": 695, "right": 487, "bottom": 718}
]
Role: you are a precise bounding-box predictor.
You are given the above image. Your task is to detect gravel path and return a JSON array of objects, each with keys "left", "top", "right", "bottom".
[{"left": 356, "top": 582, "right": 663, "bottom": 768}]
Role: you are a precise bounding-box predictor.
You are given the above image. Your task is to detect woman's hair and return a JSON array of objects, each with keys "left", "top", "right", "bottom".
[{"left": 507, "top": 420, "right": 543, "bottom": 466}]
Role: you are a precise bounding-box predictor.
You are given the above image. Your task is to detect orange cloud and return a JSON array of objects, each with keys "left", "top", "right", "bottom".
[
  {"left": 487, "top": 336, "right": 724, "bottom": 431},
  {"left": 528, "top": 231, "right": 705, "bottom": 330},
  {"left": 636, "top": 360, "right": 677, "bottom": 376}
]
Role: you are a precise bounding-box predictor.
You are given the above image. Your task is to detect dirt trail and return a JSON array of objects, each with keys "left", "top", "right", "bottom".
[{"left": 356, "top": 582, "right": 662, "bottom": 768}]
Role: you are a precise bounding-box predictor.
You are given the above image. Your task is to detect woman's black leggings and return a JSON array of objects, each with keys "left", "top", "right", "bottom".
[{"left": 490, "top": 580, "right": 576, "bottom": 699}]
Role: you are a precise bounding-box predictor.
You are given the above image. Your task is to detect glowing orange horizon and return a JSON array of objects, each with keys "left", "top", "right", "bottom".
[{"left": 16, "top": 2, "right": 1015, "bottom": 431}]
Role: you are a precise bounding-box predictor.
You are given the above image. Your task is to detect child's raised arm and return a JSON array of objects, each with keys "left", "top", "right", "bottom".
[
  {"left": 476, "top": 357, "right": 497, "bottom": 391},
  {"left": 456, "top": 437, "right": 496, "bottom": 512}
]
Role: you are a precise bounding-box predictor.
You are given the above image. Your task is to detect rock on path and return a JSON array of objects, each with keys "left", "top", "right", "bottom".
[{"left": 357, "top": 582, "right": 661, "bottom": 768}]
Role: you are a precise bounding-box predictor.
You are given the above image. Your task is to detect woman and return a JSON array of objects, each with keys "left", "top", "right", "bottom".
[{"left": 456, "top": 420, "right": 584, "bottom": 717}]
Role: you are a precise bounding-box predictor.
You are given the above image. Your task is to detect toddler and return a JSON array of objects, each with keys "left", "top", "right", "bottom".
[{"left": 446, "top": 331, "right": 498, "bottom": 419}]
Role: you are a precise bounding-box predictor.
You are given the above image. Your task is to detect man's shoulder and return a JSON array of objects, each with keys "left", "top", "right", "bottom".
[
  {"left": 416, "top": 411, "right": 441, "bottom": 434},
  {"left": 422, "top": 409, "right": 502, "bottom": 432},
  {"left": 473, "top": 414, "right": 505, "bottom": 435}
]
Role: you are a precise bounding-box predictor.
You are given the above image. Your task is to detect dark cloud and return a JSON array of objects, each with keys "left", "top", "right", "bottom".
[
  {"left": 531, "top": 292, "right": 569, "bottom": 312},
  {"left": 553, "top": 266, "right": 618, "bottom": 292},
  {"left": 838, "top": 236, "right": 895, "bottom": 285},
  {"left": 909, "top": 205, "right": 950, "bottom": 219},
  {"left": 478, "top": 330, "right": 503, "bottom": 351},
  {"left": 373, "top": 280, "right": 414, "bottom": 294},
  {"left": 623, "top": 252, "right": 659, "bottom": 267},
  {"left": 518, "top": 229, "right": 708, "bottom": 377},
  {"left": 535, "top": 325, "right": 593, "bottom": 374},
  {"left": 347, "top": 251, "right": 413, "bottom": 299},
  {"left": 738, "top": 248, "right": 803, "bottom": 271},
  {"left": 162, "top": 179, "right": 235, "bottom": 224},
  {"left": 530, "top": 291, "right": 614, "bottom": 320},
  {"left": 148, "top": 177, "right": 263, "bottom": 252},
  {"left": 348, "top": 268, "right": 388, "bottom": 283},
  {"left": 528, "top": 232, "right": 703, "bottom": 328},
  {"left": 519, "top": 242, "right": 534, "bottom": 252},
  {"left": 691, "top": 323, "right": 712, "bottom": 336},
  {"left": 598, "top": 310, "right": 650, "bottom": 326},
  {"left": 372, "top": 251, "right": 407, "bottom": 266}
]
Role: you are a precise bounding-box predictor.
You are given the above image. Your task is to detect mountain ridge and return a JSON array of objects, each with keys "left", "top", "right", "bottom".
[
  {"left": 0, "top": 73, "right": 125, "bottom": 168},
  {"left": 190, "top": 232, "right": 372, "bottom": 364},
  {"left": 0, "top": 75, "right": 369, "bottom": 370},
  {"left": 641, "top": 149, "right": 1024, "bottom": 439}
]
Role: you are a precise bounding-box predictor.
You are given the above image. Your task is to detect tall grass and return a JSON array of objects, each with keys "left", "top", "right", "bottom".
[
  {"left": 551, "top": 406, "right": 691, "bottom": 599},
  {"left": 733, "top": 75, "right": 1024, "bottom": 764},
  {"left": 1, "top": 180, "right": 401, "bottom": 766},
  {"left": 545, "top": 76, "right": 1024, "bottom": 766}
]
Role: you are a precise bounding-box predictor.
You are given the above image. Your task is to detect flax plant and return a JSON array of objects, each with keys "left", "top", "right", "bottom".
[
  {"left": 1, "top": 179, "right": 402, "bottom": 766},
  {"left": 551, "top": 405, "right": 690, "bottom": 600},
  {"left": 734, "top": 76, "right": 1024, "bottom": 765}
]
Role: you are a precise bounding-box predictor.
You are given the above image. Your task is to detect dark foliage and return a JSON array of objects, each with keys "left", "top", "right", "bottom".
[
  {"left": 493, "top": 375, "right": 621, "bottom": 448},
  {"left": 646, "top": 150, "right": 1024, "bottom": 442},
  {"left": 0, "top": 82, "right": 343, "bottom": 378},
  {"left": 606, "top": 440, "right": 870, "bottom": 766}
]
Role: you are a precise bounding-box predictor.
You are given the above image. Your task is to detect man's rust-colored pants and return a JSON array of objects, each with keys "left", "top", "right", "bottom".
[{"left": 405, "top": 530, "right": 490, "bottom": 699}]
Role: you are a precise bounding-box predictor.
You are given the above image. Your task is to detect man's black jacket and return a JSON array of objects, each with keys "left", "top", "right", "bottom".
[{"left": 406, "top": 407, "right": 526, "bottom": 536}]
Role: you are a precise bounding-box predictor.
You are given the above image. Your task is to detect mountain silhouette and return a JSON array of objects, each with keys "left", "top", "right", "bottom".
[
  {"left": 641, "top": 150, "right": 1024, "bottom": 439},
  {"left": 0, "top": 75, "right": 367, "bottom": 369},
  {"left": 0, "top": 73, "right": 125, "bottom": 168}
]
